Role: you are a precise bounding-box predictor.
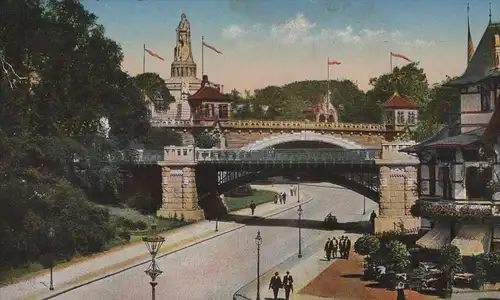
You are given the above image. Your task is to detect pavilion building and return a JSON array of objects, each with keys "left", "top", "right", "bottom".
[{"left": 402, "top": 20, "right": 500, "bottom": 256}]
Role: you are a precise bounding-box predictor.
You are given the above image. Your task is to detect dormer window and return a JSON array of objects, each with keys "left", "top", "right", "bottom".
[{"left": 385, "top": 111, "right": 394, "bottom": 124}]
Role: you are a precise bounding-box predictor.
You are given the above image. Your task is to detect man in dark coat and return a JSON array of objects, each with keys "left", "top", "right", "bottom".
[
  {"left": 282, "top": 192, "right": 287, "bottom": 204},
  {"left": 324, "top": 238, "right": 333, "bottom": 260},
  {"left": 268, "top": 272, "right": 282, "bottom": 300},
  {"left": 283, "top": 271, "right": 294, "bottom": 300},
  {"left": 249, "top": 201, "right": 256, "bottom": 216},
  {"left": 370, "top": 210, "right": 377, "bottom": 234},
  {"left": 338, "top": 236, "right": 345, "bottom": 259},
  {"left": 346, "top": 237, "right": 352, "bottom": 259}
]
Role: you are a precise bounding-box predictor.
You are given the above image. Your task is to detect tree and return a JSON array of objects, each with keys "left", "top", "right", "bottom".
[
  {"left": 383, "top": 240, "right": 410, "bottom": 274},
  {"left": 354, "top": 234, "right": 380, "bottom": 256},
  {"left": 133, "top": 72, "right": 175, "bottom": 112},
  {"left": 143, "top": 128, "right": 183, "bottom": 149},
  {"left": 423, "top": 77, "right": 460, "bottom": 124},
  {"left": 438, "top": 244, "right": 461, "bottom": 298},
  {"left": 365, "top": 62, "right": 430, "bottom": 123},
  {"left": 195, "top": 132, "right": 220, "bottom": 148}
]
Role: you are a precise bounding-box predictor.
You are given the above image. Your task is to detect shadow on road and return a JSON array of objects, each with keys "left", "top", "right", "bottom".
[{"left": 220, "top": 214, "right": 371, "bottom": 234}]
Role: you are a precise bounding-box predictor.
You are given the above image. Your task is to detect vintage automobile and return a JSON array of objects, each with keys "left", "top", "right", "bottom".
[{"left": 324, "top": 213, "right": 338, "bottom": 229}]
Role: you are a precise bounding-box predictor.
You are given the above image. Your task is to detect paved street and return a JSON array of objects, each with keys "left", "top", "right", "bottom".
[{"left": 44, "top": 183, "right": 376, "bottom": 300}]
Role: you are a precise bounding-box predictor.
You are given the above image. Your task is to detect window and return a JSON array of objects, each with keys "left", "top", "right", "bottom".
[
  {"left": 396, "top": 111, "right": 405, "bottom": 124},
  {"left": 218, "top": 104, "right": 229, "bottom": 119},
  {"left": 385, "top": 111, "right": 394, "bottom": 124},
  {"left": 438, "top": 167, "right": 452, "bottom": 199},
  {"left": 203, "top": 104, "right": 210, "bottom": 118},
  {"left": 407, "top": 111, "right": 416, "bottom": 124},
  {"left": 466, "top": 166, "right": 493, "bottom": 199},
  {"left": 481, "top": 86, "right": 491, "bottom": 112}
]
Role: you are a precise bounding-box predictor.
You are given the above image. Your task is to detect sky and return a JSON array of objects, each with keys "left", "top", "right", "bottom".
[{"left": 82, "top": 0, "right": 499, "bottom": 93}]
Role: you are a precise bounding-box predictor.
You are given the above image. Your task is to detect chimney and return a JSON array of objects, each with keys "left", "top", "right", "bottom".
[{"left": 202, "top": 75, "right": 208, "bottom": 87}]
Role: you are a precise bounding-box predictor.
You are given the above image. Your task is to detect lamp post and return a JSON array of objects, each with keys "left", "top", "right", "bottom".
[
  {"left": 297, "top": 205, "right": 303, "bottom": 258},
  {"left": 47, "top": 227, "right": 55, "bottom": 291},
  {"left": 255, "top": 231, "right": 262, "bottom": 300},
  {"left": 143, "top": 224, "right": 165, "bottom": 300},
  {"left": 363, "top": 195, "right": 366, "bottom": 215},
  {"left": 215, "top": 217, "right": 219, "bottom": 232},
  {"left": 297, "top": 176, "right": 301, "bottom": 203}
]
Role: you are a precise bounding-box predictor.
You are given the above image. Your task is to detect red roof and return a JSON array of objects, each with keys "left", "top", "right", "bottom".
[
  {"left": 188, "top": 85, "right": 231, "bottom": 102},
  {"left": 381, "top": 92, "right": 419, "bottom": 109}
]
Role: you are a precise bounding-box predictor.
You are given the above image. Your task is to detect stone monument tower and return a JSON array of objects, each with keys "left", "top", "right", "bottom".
[{"left": 151, "top": 13, "right": 202, "bottom": 121}]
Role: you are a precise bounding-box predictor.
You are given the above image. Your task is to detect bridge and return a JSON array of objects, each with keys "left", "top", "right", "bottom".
[{"left": 132, "top": 142, "right": 420, "bottom": 233}]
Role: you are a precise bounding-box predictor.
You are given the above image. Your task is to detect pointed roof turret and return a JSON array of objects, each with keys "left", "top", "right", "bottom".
[{"left": 381, "top": 92, "right": 419, "bottom": 109}]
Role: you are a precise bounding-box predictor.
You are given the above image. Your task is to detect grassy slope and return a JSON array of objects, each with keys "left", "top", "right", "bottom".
[{"left": 223, "top": 190, "right": 277, "bottom": 212}]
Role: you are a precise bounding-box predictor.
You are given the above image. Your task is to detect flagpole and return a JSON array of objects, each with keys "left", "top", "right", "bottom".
[
  {"left": 201, "top": 36, "right": 204, "bottom": 76},
  {"left": 327, "top": 57, "right": 330, "bottom": 102},
  {"left": 390, "top": 52, "right": 393, "bottom": 73},
  {"left": 143, "top": 44, "right": 146, "bottom": 74}
]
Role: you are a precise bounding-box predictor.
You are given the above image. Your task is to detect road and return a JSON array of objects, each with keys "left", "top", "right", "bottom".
[{"left": 52, "top": 183, "right": 377, "bottom": 300}]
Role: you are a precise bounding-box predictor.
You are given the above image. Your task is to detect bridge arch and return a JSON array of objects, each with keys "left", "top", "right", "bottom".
[
  {"left": 241, "top": 131, "right": 363, "bottom": 150},
  {"left": 217, "top": 169, "right": 380, "bottom": 202}
]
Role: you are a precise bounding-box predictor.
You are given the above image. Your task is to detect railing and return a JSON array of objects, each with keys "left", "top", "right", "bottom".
[
  {"left": 227, "top": 120, "right": 386, "bottom": 131},
  {"left": 194, "top": 148, "right": 381, "bottom": 163},
  {"left": 130, "top": 150, "right": 164, "bottom": 164}
]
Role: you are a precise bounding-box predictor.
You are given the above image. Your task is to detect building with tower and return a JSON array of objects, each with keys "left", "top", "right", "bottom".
[{"left": 402, "top": 10, "right": 500, "bottom": 256}]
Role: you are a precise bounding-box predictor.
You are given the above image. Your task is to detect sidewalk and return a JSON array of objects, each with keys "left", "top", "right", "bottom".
[
  {"left": 0, "top": 184, "right": 313, "bottom": 300},
  {"left": 234, "top": 232, "right": 362, "bottom": 300}
]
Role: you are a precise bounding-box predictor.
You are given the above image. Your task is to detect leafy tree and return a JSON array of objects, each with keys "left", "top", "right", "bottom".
[
  {"left": 365, "top": 62, "right": 430, "bottom": 123},
  {"left": 383, "top": 240, "right": 410, "bottom": 273},
  {"left": 423, "top": 77, "right": 460, "bottom": 123},
  {"left": 354, "top": 234, "right": 380, "bottom": 256},
  {"left": 438, "top": 244, "right": 461, "bottom": 298},
  {"left": 133, "top": 72, "right": 175, "bottom": 112},
  {"left": 143, "top": 128, "right": 183, "bottom": 150},
  {"left": 195, "top": 132, "right": 220, "bottom": 148}
]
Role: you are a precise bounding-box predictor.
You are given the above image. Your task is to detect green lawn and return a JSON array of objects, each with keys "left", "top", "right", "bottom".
[{"left": 223, "top": 189, "right": 277, "bottom": 212}]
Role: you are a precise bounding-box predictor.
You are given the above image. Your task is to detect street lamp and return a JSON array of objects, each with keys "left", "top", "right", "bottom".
[
  {"left": 363, "top": 195, "right": 366, "bottom": 215},
  {"left": 297, "top": 205, "right": 303, "bottom": 258},
  {"left": 215, "top": 217, "right": 219, "bottom": 232},
  {"left": 143, "top": 224, "right": 165, "bottom": 300},
  {"left": 47, "top": 227, "right": 55, "bottom": 291},
  {"left": 297, "top": 176, "right": 301, "bottom": 203},
  {"left": 255, "top": 230, "right": 262, "bottom": 300}
]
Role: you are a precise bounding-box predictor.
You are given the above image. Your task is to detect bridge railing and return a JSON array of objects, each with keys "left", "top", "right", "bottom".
[{"left": 194, "top": 148, "right": 381, "bottom": 163}]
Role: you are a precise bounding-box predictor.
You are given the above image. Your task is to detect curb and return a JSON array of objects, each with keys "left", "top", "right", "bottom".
[
  {"left": 36, "top": 194, "right": 315, "bottom": 300},
  {"left": 232, "top": 233, "right": 332, "bottom": 300}
]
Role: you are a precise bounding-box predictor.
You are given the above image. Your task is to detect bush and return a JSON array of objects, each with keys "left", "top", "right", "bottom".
[
  {"left": 117, "top": 230, "right": 131, "bottom": 243},
  {"left": 383, "top": 240, "right": 410, "bottom": 274},
  {"left": 480, "top": 252, "right": 500, "bottom": 283},
  {"left": 354, "top": 234, "right": 380, "bottom": 256}
]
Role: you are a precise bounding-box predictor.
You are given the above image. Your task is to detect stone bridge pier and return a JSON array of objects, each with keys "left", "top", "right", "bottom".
[{"left": 374, "top": 142, "right": 420, "bottom": 233}]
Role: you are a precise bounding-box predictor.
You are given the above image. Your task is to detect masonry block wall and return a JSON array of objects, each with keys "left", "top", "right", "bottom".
[{"left": 375, "top": 142, "right": 420, "bottom": 233}]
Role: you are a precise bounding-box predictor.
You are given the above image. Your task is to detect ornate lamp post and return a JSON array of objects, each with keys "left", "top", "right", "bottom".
[
  {"left": 143, "top": 224, "right": 165, "bottom": 300},
  {"left": 47, "top": 227, "right": 55, "bottom": 291},
  {"left": 297, "top": 205, "right": 303, "bottom": 258},
  {"left": 215, "top": 217, "right": 219, "bottom": 232},
  {"left": 297, "top": 176, "right": 301, "bottom": 203},
  {"left": 255, "top": 231, "right": 262, "bottom": 300}
]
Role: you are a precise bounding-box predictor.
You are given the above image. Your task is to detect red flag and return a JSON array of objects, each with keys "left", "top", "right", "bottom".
[
  {"left": 144, "top": 48, "right": 164, "bottom": 61},
  {"left": 328, "top": 60, "right": 341, "bottom": 65},
  {"left": 390, "top": 52, "right": 412, "bottom": 62},
  {"left": 202, "top": 42, "right": 223, "bottom": 54}
]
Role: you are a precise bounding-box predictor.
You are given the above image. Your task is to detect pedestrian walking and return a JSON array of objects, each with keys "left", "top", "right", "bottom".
[
  {"left": 279, "top": 193, "right": 283, "bottom": 204},
  {"left": 332, "top": 237, "right": 338, "bottom": 258},
  {"left": 283, "top": 271, "right": 294, "bottom": 300},
  {"left": 324, "top": 238, "right": 333, "bottom": 261},
  {"left": 249, "top": 200, "right": 256, "bottom": 216},
  {"left": 274, "top": 194, "right": 279, "bottom": 204},
  {"left": 268, "top": 272, "right": 282, "bottom": 300},
  {"left": 282, "top": 192, "right": 287, "bottom": 204},
  {"left": 339, "top": 236, "right": 346, "bottom": 259},
  {"left": 346, "top": 237, "right": 352, "bottom": 259},
  {"left": 396, "top": 281, "right": 406, "bottom": 300},
  {"left": 290, "top": 185, "right": 294, "bottom": 196},
  {"left": 370, "top": 210, "right": 377, "bottom": 234},
  {"left": 293, "top": 185, "right": 297, "bottom": 197}
]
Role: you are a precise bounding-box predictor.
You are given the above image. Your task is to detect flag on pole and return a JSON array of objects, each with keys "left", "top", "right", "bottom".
[
  {"left": 328, "top": 60, "right": 341, "bottom": 65},
  {"left": 144, "top": 48, "right": 164, "bottom": 61},
  {"left": 390, "top": 52, "right": 412, "bottom": 62},
  {"left": 202, "top": 41, "right": 223, "bottom": 54}
]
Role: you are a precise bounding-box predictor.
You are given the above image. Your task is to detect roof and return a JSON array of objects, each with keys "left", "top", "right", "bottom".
[
  {"left": 483, "top": 95, "right": 500, "bottom": 141},
  {"left": 381, "top": 92, "right": 419, "bottom": 109},
  {"left": 401, "top": 128, "right": 484, "bottom": 153},
  {"left": 188, "top": 85, "right": 231, "bottom": 102},
  {"left": 447, "top": 22, "right": 500, "bottom": 86}
]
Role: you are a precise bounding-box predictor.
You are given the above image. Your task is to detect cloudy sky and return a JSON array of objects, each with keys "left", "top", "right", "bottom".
[{"left": 83, "top": 0, "right": 498, "bottom": 92}]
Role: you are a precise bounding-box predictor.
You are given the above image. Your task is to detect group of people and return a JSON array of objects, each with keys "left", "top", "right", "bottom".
[
  {"left": 274, "top": 192, "right": 287, "bottom": 204},
  {"left": 324, "top": 236, "right": 352, "bottom": 260},
  {"left": 268, "top": 271, "right": 294, "bottom": 300},
  {"left": 289, "top": 184, "right": 298, "bottom": 196}
]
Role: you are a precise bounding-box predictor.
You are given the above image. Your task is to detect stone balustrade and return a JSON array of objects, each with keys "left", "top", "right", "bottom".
[
  {"left": 150, "top": 119, "right": 193, "bottom": 127},
  {"left": 226, "top": 120, "right": 386, "bottom": 131},
  {"left": 163, "top": 145, "right": 197, "bottom": 163}
]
